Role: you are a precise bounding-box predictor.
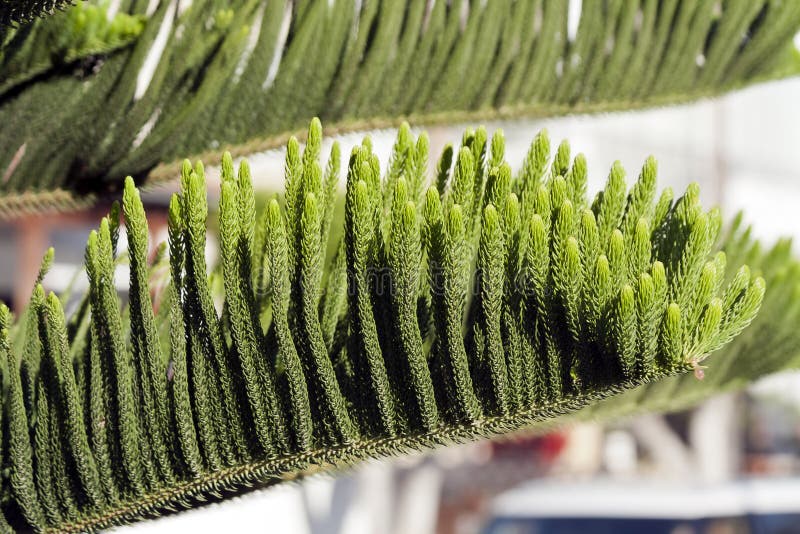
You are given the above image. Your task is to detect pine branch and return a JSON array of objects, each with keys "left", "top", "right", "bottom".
[
  {"left": 2, "top": 0, "right": 800, "bottom": 215},
  {"left": 0, "top": 0, "right": 78, "bottom": 28},
  {"left": 0, "top": 3, "right": 143, "bottom": 94},
  {"left": 0, "top": 120, "right": 795, "bottom": 532}
]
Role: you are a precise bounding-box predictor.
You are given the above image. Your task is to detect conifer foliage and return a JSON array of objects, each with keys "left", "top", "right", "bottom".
[
  {"left": 0, "top": 0, "right": 76, "bottom": 28},
  {"left": 2, "top": 0, "right": 800, "bottom": 215},
  {"left": 0, "top": 120, "right": 781, "bottom": 532},
  {"left": 0, "top": 2, "right": 143, "bottom": 94},
  {"left": 584, "top": 215, "right": 800, "bottom": 422}
]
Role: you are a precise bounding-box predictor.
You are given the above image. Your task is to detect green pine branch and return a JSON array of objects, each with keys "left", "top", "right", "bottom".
[
  {"left": 0, "top": 120, "right": 795, "bottom": 532},
  {"left": 0, "top": 3, "right": 143, "bottom": 94},
  {"left": 0, "top": 0, "right": 79, "bottom": 28},
  {"left": 580, "top": 219, "right": 800, "bottom": 423},
  {"left": 2, "top": 0, "right": 800, "bottom": 215}
]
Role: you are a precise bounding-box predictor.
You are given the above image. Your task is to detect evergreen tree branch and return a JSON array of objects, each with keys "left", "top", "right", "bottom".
[
  {"left": 0, "top": 0, "right": 81, "bottom": 29},
  {"left": 0, "top": 121, "right": 795, "bottom": 532},
  {"left": 1, "top": 0, "right": 800, "bottom": 215}
]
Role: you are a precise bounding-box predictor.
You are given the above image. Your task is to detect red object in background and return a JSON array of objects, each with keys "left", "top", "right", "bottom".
[
  {"left": 491, "top": 432, "right": 568, "bottom": 463},
  {"left": 538, "top": 433, "right": 569, "bottom": 462}
]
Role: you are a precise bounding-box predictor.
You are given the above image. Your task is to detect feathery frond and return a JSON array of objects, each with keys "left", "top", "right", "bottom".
[
  {"left": 2, "top": 0, "right": 799, "bottom": 215},
  {"left": 1, "top": 3, "right": 143, "bottom": 93},
  {"left": 0, "top": 121, "right": 794, "bottom": 532},
  {"left": 579, "top": 218, "right": 800, "bottom": 424},
  {"left": 0, "top": 0, "right": 78, "bottom": 28}
]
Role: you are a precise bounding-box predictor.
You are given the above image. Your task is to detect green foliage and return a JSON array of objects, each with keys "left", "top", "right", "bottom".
[
  {"left": 578, "top": 217, "right": 800, "bottom": 423},
  {"left": 2, "top": 0, "right": 800, "bottom": 215},
  {"left": 1, "top": 2, "right": 143, "bottom": 94},
  {"left": 0, "top": 121, "right": 791, "bottom": 532},
  {"left": 0, "top": 0, "right": 78, "bottom": 28}
]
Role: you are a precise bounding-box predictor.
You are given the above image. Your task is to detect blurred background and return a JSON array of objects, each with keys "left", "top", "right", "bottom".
[{"left": 2, "top": 78, "right": 800, "bottom": 533}]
